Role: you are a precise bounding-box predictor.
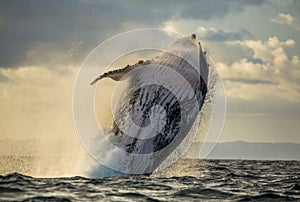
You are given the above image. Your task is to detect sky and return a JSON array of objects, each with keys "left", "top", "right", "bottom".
[{"left": 0, "top": 0, "right": 300, "bottom": 144}]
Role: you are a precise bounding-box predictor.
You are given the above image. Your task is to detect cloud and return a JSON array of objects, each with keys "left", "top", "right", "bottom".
[
  {"left": 196, "top": 27, "right": 254, "bottom": 41},
  {"left": 0, "top": 73, "right": 10, "bottom": 82},
  {"left": 225, "top": 78, "right": 277, "bottom": 85},
  {"left": 271, "top": 13, "right": 294, "bottom": 26},
  {"left": 0, "top": 0, "right": 266, "bottom": 68},
  {"left": 0, "top": 17, "right": 8, "bottom": 27},
  {"left": 172, "top": 0, "right": 265, "bottom": 20},
  {"left": 217, "top": 36, "right": 300, "bottom": 102},
  {"left": 271, "top": 13, "right": 300, "bottom": 30},
  {"left": 231, "top": 37, "right": 295, "bottom": 65}
]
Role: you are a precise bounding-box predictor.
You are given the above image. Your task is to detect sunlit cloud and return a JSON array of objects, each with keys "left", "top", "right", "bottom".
[
  {"left": 217, "top": 36, "right": 300, "bottom": 102},
  {"left": 162, "top": 21, "right": 179, "bottom": 33},
  {"left": 271, "top": 13, "right": 300, "bottom": 31}
]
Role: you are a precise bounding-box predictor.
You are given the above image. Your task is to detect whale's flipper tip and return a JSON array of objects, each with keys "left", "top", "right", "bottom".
[
  {"left": 90, "top": 78, "right": 100, "bottom": 85},
  {"left": 90, "top": 75, "right": 106, "bottom": 85},
  {"left": 90, "top": 65, "right": 134, "bottom": 84}
]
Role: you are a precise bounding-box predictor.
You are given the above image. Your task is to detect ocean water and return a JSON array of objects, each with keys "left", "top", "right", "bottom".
[{"left": 0, "top": 159, "right": 299, "bottom": 201}]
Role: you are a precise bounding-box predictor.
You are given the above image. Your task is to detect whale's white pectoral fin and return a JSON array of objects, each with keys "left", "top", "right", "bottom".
[
  {"left": 90, "top": 65, "right": 134, "bottom": 85},
  {"left": 90, "top": 60, "right": 148, "bottom": 85}
]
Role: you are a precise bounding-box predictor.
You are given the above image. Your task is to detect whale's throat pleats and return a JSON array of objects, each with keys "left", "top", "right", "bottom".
[{"left": 113, "top": 84, "right": 182, "bottom": 154}]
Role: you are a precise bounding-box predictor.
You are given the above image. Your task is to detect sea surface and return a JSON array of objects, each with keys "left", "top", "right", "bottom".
[{"left": 0, "top": 159, "right": 299, "bottom": 201}]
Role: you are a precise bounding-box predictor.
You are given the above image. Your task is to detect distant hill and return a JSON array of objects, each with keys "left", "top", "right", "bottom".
[
  {"left": 186, "top": 141, "right": 300, "bottom": 160},
  {"left": 1, "top": 139, "right": 299, "bottom": 161}
]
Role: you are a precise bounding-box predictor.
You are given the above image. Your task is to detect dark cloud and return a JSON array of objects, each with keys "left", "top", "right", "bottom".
[
  {"left": 177, "top": 0, "right": 264, "bottom": 20},
  {"left": 225, "top": 78, "right": 278, "bottom": 85},
  {"left": 246, "top": 57, "right": 263, "bottom": 64},
  {"left": 199, "top": 28, "right": 254, "bottom": 41},
  {"left": 0, "top": 0, "right": 265, "bottom": 68}
]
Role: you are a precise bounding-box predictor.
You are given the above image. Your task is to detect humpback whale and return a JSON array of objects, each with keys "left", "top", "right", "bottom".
[{"left": 91, "top": 34, "right": 209, "bottom": 174}]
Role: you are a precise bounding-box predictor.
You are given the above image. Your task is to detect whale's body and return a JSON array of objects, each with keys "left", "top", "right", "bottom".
[{"left": 91, "top": 34, "right": 209, "bottom": 174}]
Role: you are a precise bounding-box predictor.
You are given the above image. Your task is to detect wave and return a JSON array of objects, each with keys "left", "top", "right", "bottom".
[{"left": 1, "top": 160, "right": 299, "bottom": 201}]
